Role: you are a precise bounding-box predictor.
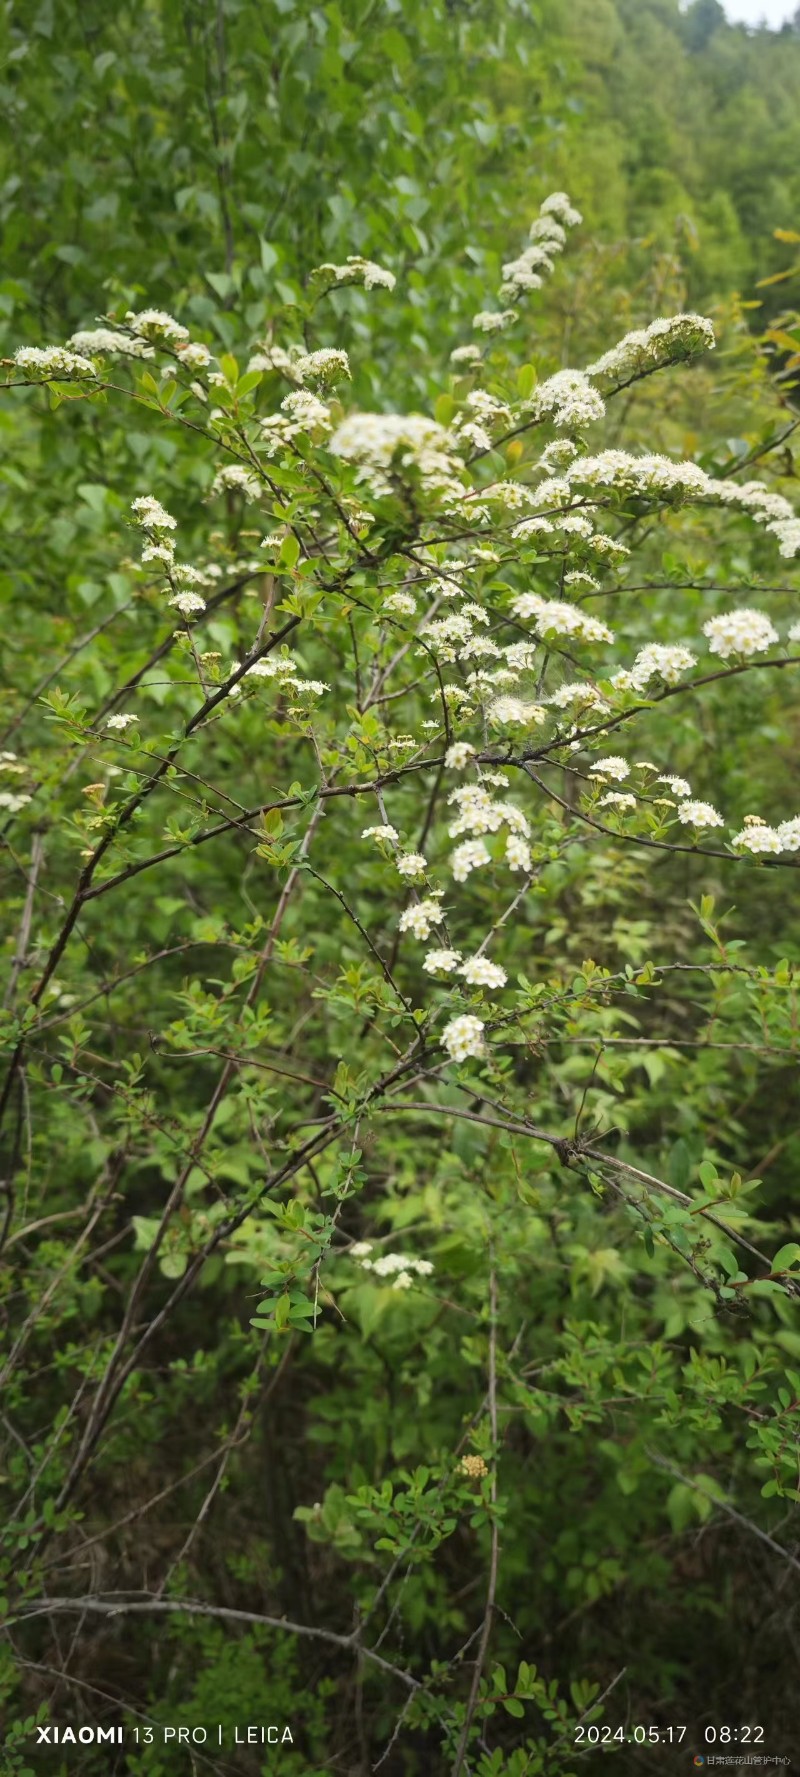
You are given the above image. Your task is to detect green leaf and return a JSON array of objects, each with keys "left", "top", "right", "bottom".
[
  {"left": 773, "top": 1244, "right": 800, "bottom": 1272},
  {"left": 279, "top": 533, "right": 300, "bottom": 570}
]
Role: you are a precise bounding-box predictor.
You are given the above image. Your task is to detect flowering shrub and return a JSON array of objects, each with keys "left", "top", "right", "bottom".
[{"left": 3, "top": 201, "right": 800, "bottom": 1769}]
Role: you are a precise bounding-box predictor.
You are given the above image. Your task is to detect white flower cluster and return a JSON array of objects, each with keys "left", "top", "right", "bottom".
[
  {"left": 488, "top": 697, "right": 546, "bottom": 734},
  {"left": 586, "top": 313, "right": 715, "bottom": 382},
  {"left": 261, "top": 390, "right": 332, "bottom": 456},
  {"left": 313, "top": 255, "right": 395, "bottom": 291},
  {"left": 106, "top": 713, "right": 139, "bottom": 731},
  {"left": 243, "top": 652, "right": 327, "bottom": 699},
  {"left": 398, "top": 898, "right": 445, "bottom": 940},
  {"left": 14, "top": 345, "right": 96, "bottom": 379},
  {"left": 441, "top": 1014, "right": 485, "bottom": 1062},
  {"left": 451, "top": 839, "right": 491, "bottom": 881},
  {"left": 547, "top": 681, "right": 610, "bottom": 715},
  {"left": 460, "top": 955, "right": 507, "bottom": 989},
  {"left": 443, "top": 784, "right": 533, "bottom": 878},
  {"left": 511, "top": 592, "right": 614, "bottom": 645},
  {"left": 447, "top": 782, "right": 529, "bottom": 840},
  {"left": 610, "top": 643, "right": 697, "bottom": 692},
  {"left": 424, "top": 948, "right": 462, "bottom": 975},
  {"left": 566, "top": 450, "right": 711, "bottom": 504},
  {"left": 0, "top": 752, "right": 31, "bottom": 815},
  {"left": 362, "top": 824, "right": 399, "bottom": 845},
  {"left": 176, "top": 341, "right": 212, "bottom": 372},
  {"left": 444, "top": 742, "right": 475, "bottom": 769},
  {"left": 169, "top": 591, "right": 206, "bottom": 619},
  {"left": 131, "top": 495, "right": 177, "bottom": 532},
  {"left": 210, "top": 463, "right": 263, "bottom": 500},
  {"left": 329, "top": 411, "right": 463, "bottom": 499},
  {"left": 294, "top": 348, "right": 351, "bottom": 387},
  {"left": 450, "top": 343, "right": 483, "bottom": 366},
  {"left": 527, "top": 369, "right": 605, "bottom": 431},
  {"left": 730, "top": 815, "right": 800, "bottom": 855},
  {"left": 472, "top": 309, "right": 518, "bottom": 335},
  {"left": 421, "top": 945, "right": 504, "bottom": 988},
  {"left": 677, "top": 801, "right": 724, "bottom": 829},
  {"left": 130, "top": 496, "right": 214, "bottom": 623},
  {"left": 352, "top": 1246, "right": 434, "bottom": 1290},
  {"left": 657, "top": 773, "right": 692, "bottom": 799},
  {"left": 69, "top": 327, "right": 154, "bottom": 360},
  {"left": 126, "top": 308, "right": 189, "bottom": 345},
  {"left": 590, "top": 756, "right": 629, "bottom": 781},
  {"left": 0, "top": 789, "right": 31, "bottom": 813},
  {"left": 499, "top": 192, "right": 581, "bottom": 302},
  {"left": 421, "top": 610, "right": 480, "bottom": 662},
  {"left": 449, "top": 388, "right": 512, "bottom": 453},
  {"left": 716, "top": 478, "right": 800, "bottom": 559},
  {"left": 506, "top": 832, "right": 532, "bottom": 871},
  {"left": 536, "top": 451, "right": 800, "bottom": 559},
  {"left": 703, "top": 608, "right": 779, "bottom": 659},
  {"left": 247, "top": 344, "right": 304, "bottom": 381},
  {"left": 396, "top": 852, "right": 427, "bottom": 880},
  {"left": 539, "top": 191, "right": 583, "bottom": 226}
]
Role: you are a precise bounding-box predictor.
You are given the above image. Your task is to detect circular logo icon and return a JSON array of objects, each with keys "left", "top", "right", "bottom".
[{"left": 693, "top": 1759, "right": 705, "bottom": 1769}]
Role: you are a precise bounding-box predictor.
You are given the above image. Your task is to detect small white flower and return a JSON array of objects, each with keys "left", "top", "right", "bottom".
[
  {"left": 587, "top": 314, "right": 715, "bottom": 382},
  {"left": 539, "top": 190, "right": 583, "bottom": 227},
  {"left": 423, "top": 948, "right": 462, "bottom": 975},
  {"left": 396, "top": 853, "right": 427, "bottom": 880},
  {"left": 210, "top": 464, "right": 263, "bottom": 500},
  {"left": 169, "top": 591, "right": 206, "bottom": 618},
  {"left": 349, "top": 1241, "right": 373, "bottom": 1259},
  {"left": 656, "top": 774, "right": 692, "bottom": 799},
  {"left": 126, "top": 307, "right": 190, "bottom": 344},
  {"left": 176, "top": 341, "right": 212, "bottom": 371},
  {"left": 730, "top": 824, "right": 783, "bottom": 854},
  {"left": 703, "top": 608, "right": 779, "bottom": 660},
  {"left": 506, "top": 834, "right": 532, "bottom": 873},
  {"left": 488, "top": 696, "right": 546, "bottom": 728},
  {"left": 398, "top": 898, "right": 444, "bottom": 940},
  {"left": 444, "top": 742, "right": 475, "bottom": 769},
  {"left": 294, "top": 348, "right": 351, "bottom": 387},
  {"left": 460, "top": 956, "right": 507, "bottom": 989},
  {"left": 590, "top": 756, "right": 629, "bottom": 781},
  {"left": 623, "top": 643, "right": 697, "bottom": 689},
  {"left": 776, "top": 817, "right": 800, "bottom": 851},
  {"left": 383, "top": 591, "right": 417, "bottom": 615},
  {"left": 442, "top": 1014, "right": 485, "bottom": 1062},
  {"left": 512, "top": 593, "right": 614, "bottom": 646},
  {"left": 362, "top": 824, "right": 399, "bottom": 845},
  {"left": 677, "top": 800, "right": 725, "bottom": 829},
  {"left": 285, "top": 677, "right": 328, "bottom": 698},
  {"left": 597, "top": 792, "right": 636, "bottom": 811},
  {"left": 370, "top": 1251, "right": 425, "bottom": 1277},
  {"left": 472, "top": 309, "right": 518, "bottom": 334},
  {"left": 314, "top": 255, "right": 395, "bottom": 292},
  {"left": 451, "top": 840, "right": 491, "bottom": 882},
  {"left": 140, "top": 540, "right": 176, "bottom": 565},
  {"left": 105, "top": 713, "right": 139, "bottom": 731},
  {"left": 131, "top": 495, "right": 176, "bottom": 532},
  {"left": 14, "top": 345, "right": 96, "bottom": 378},
  {"left": 69, "top": 327, "right": 154, "bottom": 360}
]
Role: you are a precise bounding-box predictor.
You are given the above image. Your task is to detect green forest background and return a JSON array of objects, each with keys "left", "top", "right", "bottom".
[{"left": 2, "top": 1, "right": 800, "bottom": 1773}]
